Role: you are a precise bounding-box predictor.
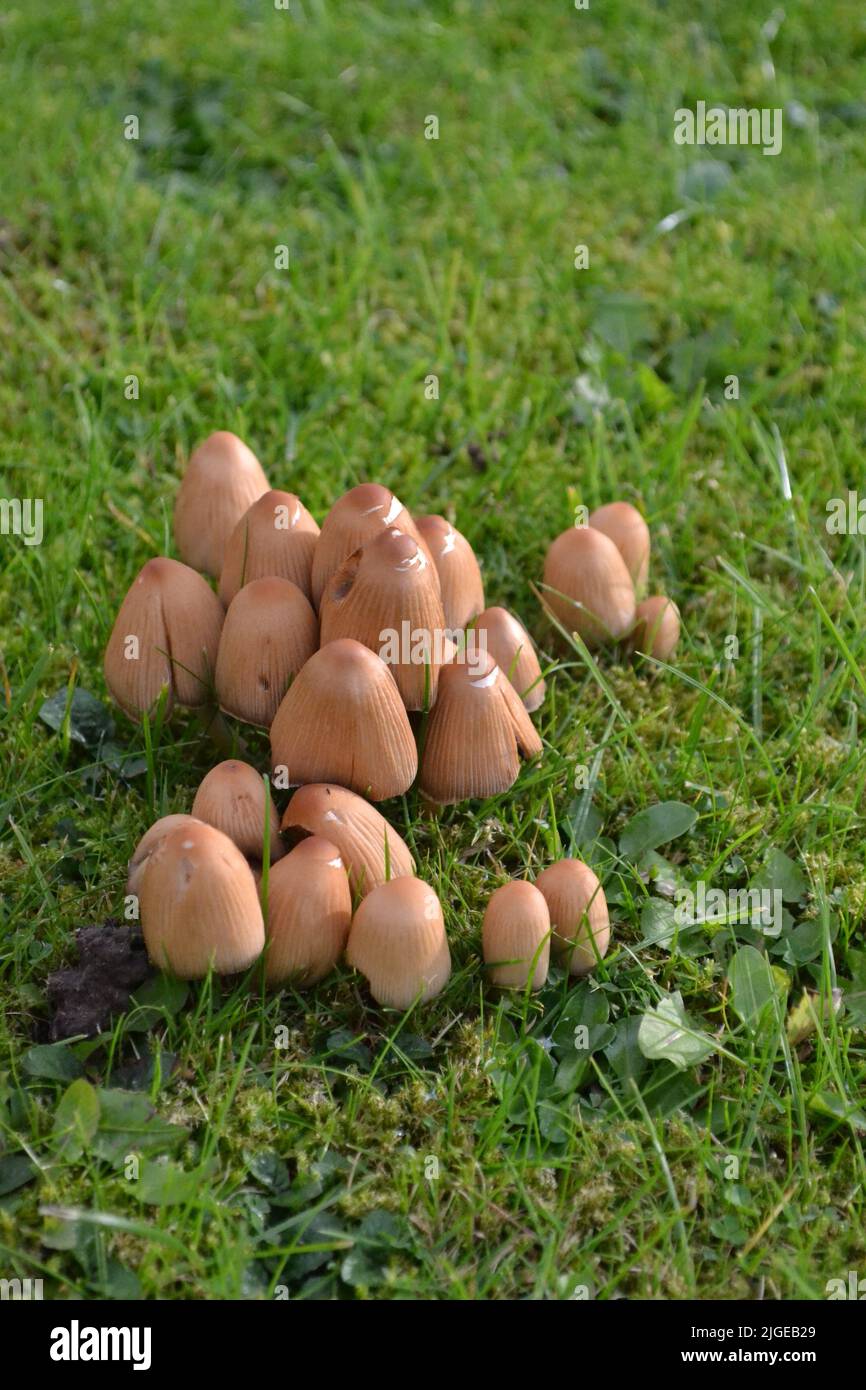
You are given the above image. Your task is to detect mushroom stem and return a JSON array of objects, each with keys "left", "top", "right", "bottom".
[{"left": 197, "top": 703, "right": 248, "bottom": 758}]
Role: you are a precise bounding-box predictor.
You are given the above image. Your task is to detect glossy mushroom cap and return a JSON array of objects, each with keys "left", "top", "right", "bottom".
[
  {"left": 628, "top": 595, "right": 680, "bottom": 662},
  {"left": 270, "top": 638, "right": 417, "bottom": 801},
  {"left": 542, "top": 525, "right": 636, "bottom": 648},
  {"left": 173, "top": 431, "right": 270, "bottom": 577},
  {"left": 346, "top": 877, "right": 451, "bottom": 1009},
  {"left": 280, "top": 783, "right": 414, "bottom": 897},
  {"left": 138, "top": 820, "right": 265, "bottom": 978},
  {"left": 103, "top": 556, "right": 224, "bottom": 720},
  {"left": 191, "top": 759, "right": 284, "bottom": 862},
  {"left": 535, "top": 859, "right": 610, "bottom": 976},
  {"left": 482, "top": 880, "right": 550, "bottom": 990},
  {"left": 589, "top": 501, "right": 651, "bottom": 595},
  {"left": 310, "top": 483, "right": 432, "bottom": 610},
  {"left": 474, "top": 606, "right": 545, "bottom": 712},
  {"left": 265, "top": 836, "right": 352, "bottom": 986},
  {"left": 218, "top": 490, "right": 320, "bottom": 606},
  {"left": 215, "top": 577, "right": 318, "bottom": 727},
  {"left": 127, "top": 814, "right": 202, "bottom": 897},
  {"left": 415, "top": 514, "right": 485, "bottom": 631}
]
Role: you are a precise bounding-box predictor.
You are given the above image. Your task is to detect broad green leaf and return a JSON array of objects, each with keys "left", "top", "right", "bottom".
[
  {"left": 637, "top": 991, "right": 714, "bottom": 1070},
  {"left": 53, "top": 1079, "right": 100, "bottom": 1158},
  {"left": 22, "top": 1043, "right": 84, "bottom": 1082},
  {"left": 136, "top": 1156, "right": 218, "bottom": 1206},
  {"left": 728, "top": 946, "right": 787, "bottom": 1034},
  {"left": 619, "top": 801, "right": 697, "bottom": 858}
]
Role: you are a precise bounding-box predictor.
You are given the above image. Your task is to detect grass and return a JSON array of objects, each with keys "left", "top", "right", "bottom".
[{"left": 2, "top": 0, "right": 866, "bottom": 1300}]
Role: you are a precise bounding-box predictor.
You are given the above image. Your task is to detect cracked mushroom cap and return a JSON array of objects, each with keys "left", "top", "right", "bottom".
[
  {"left": 346, "top": 876, "right": 451, "bottom": 1009},
  {"left": 264, "top": 836, "right": 352, "bottom": 986},
  {"left": 415, "top": 514, "right": 484, "bottom": 631},
  {"left": 280, "top": 783, "right": 414, "bottom": 897},
  {"left": 542, "top": 525, "right": 636, "bottom": 648},
  {"left": 628, "top": 595, "right": 680, "bottom": 662},
  {"left": 310, "top": 483, "right": 432, "bottom": 609},
  {"left": 191, "top": 759, "right": 284, "bottom": 862},
  {"left": 215, "top": 576, "right": 318, "bottom": 726},
  {"left": 589, "top": 501, "right": 651, "bottom": 595},
  {"left": 218, "top": 489, "right": 320, "bottom": 606},
  {"left": 173, "top": 431, "right": 269, "bottom": 576},
  {"left": 482, "top": 880, "right": 550, "bottom": 991},
  {"left": 536, "top": 859, "right": 610, "bottom": 976},
  {"left": 473, "top": 606, "right": 545, "bottom": 713}
]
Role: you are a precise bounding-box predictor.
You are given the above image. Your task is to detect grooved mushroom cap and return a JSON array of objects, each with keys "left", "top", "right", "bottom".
[
  {"left": 280, "top": 783, "right": 414, "bottom": 897},
  {"left": 138, "top": 820, "right": 265, "bottom": 978},
  {"left": 320, "top": 528, "right": 447, "bottom": 710},
  {"left": 535, "top": 859, "right": 610, "bottom": 976},
  {"left": 215, "top": 577, "right": 318, "bottom": 726},
  {"left": 628, "top": 595, "right": 681, "bottom": 662},
  {"left": 589, "top": 501, "right": 651, "bottom": 595},
  {"left": 474, "top": 606, "right": 545, "bottom": 712},
  {"left": 127, "top": 814, "right": 202, "bottom": 897},
  {"left": 173, "top": 431, "right": 270, "bottom": 576},
  {"left": 270, "top": 638, "right": 417, "bottom": 801},
  {"left": 310, "top": 483, "right": 432, "bottom": 610},
  {"left": 482, "top": 880, "right": 550, "bottom": 991},
  {"left": 103, "top": 556, "right": 224, "bottom": 721},
  {"left": 418, "top": 651, "right": 542, "bottom": 804},
  {"left": 542, "top": 525, "right": 636, "bottom": 648},
  {"left": 218, "top": 490, "right": 320, "bottom": 606},
  {"left": 191, "top": 759, "right": 284, "bottom": 862},
  {"left": 346, "top": 876, "right": 451, "bottom": 1009},
  {"left": 265, "top": 836, "right": 352, "bottom": 986},
  {"left": 415, "top": 514, "right": 485, "bottom": 630}
]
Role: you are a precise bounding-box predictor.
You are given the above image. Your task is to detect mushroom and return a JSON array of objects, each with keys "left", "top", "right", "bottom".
[
  {"left": 103, "top": 556, "right": 224, "bottom": 720},
  {"left": 310, "top": 483, "right": 432, "bottom": 609},
  {"left": 628, "top": 595, "right": 680, "bottom": 662},
  {"left": 138, "top": 819, "right": 265, "bottom": 977},
  {"left": 320, "top": 528, "right": 447, "bottom": 710},
  {"left": 270, "top": 638, "right": 417, "bottom": 801},
  {"left": 542, "top": 525, "right": 636, "bottom": 648},
  {"left": 473, "top": 606, "right": 545, "bottom": 712},
  {"left": 418, "top": 651, "right": 542, "bottom": 804},
  {"left": 191, "top": 759, "right": 284, "bottom": 863},
  {"left": 482, "top": 880, "right": 550, "bottom": 990},
  {"left": 173, "top": 431, "right": 270, "bottom": 577},
  {"left": 127, "top": 814, "right": 201, "bottom": 897},
  {"left": 280, "top": 783, "right": 414, "bottom": 897},
  {"left": 535, "top": 859, "right": 610, "bottom": 976},
  {"left": 346, "top": 877, "right": 451, "bottom": 1008},
  {"left": 265, "top": 836, "right": 352, "bottom": 986},
  {"left": 214, "top": 577, "right": 318, "bottom": 726},
  {"left": 218, "top": 489, "right": 320, "bottom": 606},
  {"left": 415, "top": 514, "right": 484, "bottom": 630},
  {"left": 589, "top": 501, "right": 650, "bottom": 595}
]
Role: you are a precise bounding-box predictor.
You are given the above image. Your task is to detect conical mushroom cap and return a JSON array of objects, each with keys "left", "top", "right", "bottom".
[
  {"left": 589, "top": 501, "right": 650, "bottom": 595},
  {"left": 346, "top": 876, "right": 451, "bottom": 1009},
  {"left": 542, "top": 525, "right": 636, "bottom": 648},
  {"left": 104, "top": 557, "right": 224, "bottom": 720},
  {"left": 628, "top": 595, "right": 680, "bottom": 662},
  {"left": 270, "top": 638, "right": 417, "bottom": 801},
  {"left": 415, "top": 514, "right": 484, "bottom": 630},
  {"left": 215, "top": 577, "right": 318, "bottom": 726},
  {"left": 265, "top": 836, "right": 352, "bottom": 986},
  {"left": 482, "top": 880, "right": 550, "bottom": 991},
  {"left": 127, "top": 814, "right": 202, "bottom": 896},
  {"left": 418, "top": 652, "right": 542, "bottom": 804},
  {"left": 535, "top": 859, "right": 610, "bottom": 975},
  {"left": 310, "top": 483, "right": 432, "bottom": 609},
  {"left": 139, "top": 820, "right": 265, "bottom": 978},
  {"left": 174, "top": 431, "right": 269, "bottom": 576},
  {"left": 218, "top": 490, "right": 320, "bottom": 606},
  {"left": 191, "top": 759, "right": 284, "bottom": 862},
  {"left": 280, "top": 783, "right": 414, "bottom": 897},
  {"left": 474, "top": 606, "right": 546, "bottom": 712},
  {"left": 320, "top": 528, "right": 447, "bottom": 710}
]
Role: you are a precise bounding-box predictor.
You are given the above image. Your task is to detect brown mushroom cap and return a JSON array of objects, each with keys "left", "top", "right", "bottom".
[
  {"left": 265, "top": 836, "right": 352, "bottom": 986},
  {"left": 173, "top": 431, "right": 270, "bottom": 577},
  {"left": 270, "top": 638, "right": 417, "bottom": 801},
  {"left": 127, "top": 814, "right": 202, "bottom": 897},
  {"left": 138, "top": 820, "right": 265, "bottom": 978},
  {"left": 628, "top": 595, "right": 681, "bottom": 662},
  {"left": 310, "top": 483, "right": 432, "bottom": 609},
  {"left": 218, "top": 490, "right": 320, "bottom": 606},
  {"left": 589, "top": 501, "right": 651, "bottom": 595},
  {"left": 346, "top": 876, "right": 451, "bottom": 1009},
  {"left": 535, "top": 859, "right": 610, "bottom": 975},
  {"left": 415, "top": 514, "right": 485, "bottom": 631},
  {"left": 474, "top": 606, "right": 545, "bottom": 712},
  {"left": 103, "top": 556, "right": 224, "bottom": 721},
  {"left": 542, "top": 525, "right": 636, "bottom": 648},
  {"left": 482, "top": 880, "right": 550, "bottom": 990},
  {"left": 191, "top": 759, "right": 284, "bottom": 862},
  {"left": 215, "top": 577, "right": 318, "bottom": 727},
  {"left": 280, "top": 783, "right": 414, "bottom": 897}
]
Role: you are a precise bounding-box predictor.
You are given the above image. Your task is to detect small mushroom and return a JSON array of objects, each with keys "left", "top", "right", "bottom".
[
  {"left": 310, "top": 483, "right": 432, "bottom": 609},
  {"left": 542, "top": 525, "right": 636, "bottom": 648},
  {"left": 628, "top": 595, "right": 680, "bottom": 662},
  {"left": 215, "top": 577, "right": 318, "bottom": 726},
  {"left": 535, "top": 859, "right": 610, "bottom": 976},
  {"left": 265, "top": 836, "right": 352, "bottom": 986},
  {"left": 218, "top": 489, "right": 320, "bottom": 606},
  {"left": 191, "top": 759, "right": 284, "bottom": 862},
  {"left": 320, "top": 528, "right": 447, "bottom": 710},
  {"left": 104, "top": 557, "right": 224, "bottom": 720},
  {"left": 138, "top": 819, "right": 265, "bottom": 977},
  {"left": 482, "top": 880, "right": 550, "bottom": 990},
  {"left": 173, "top": 431, "right": 270, "bottom": 577},
  {"left": 280, "top": 783, "right": 414, "bottom": 897},
  {"left": 346, "top": 877, "right": 451, "bottom": 1009},
  {"left": 127, "top": 814, "right": 201, "bottom": 897},
  {"left": 589, "top": 501, "right": 650, "bottom": 595},
  {"left": 473, "top": 606, "right": 545, "bottom": 712},
  {"left": 270, "top": 638, "right": 417, "bottom": 801},
  {"left": 415, "top": 514, "right": 484, "bottom": 630}
]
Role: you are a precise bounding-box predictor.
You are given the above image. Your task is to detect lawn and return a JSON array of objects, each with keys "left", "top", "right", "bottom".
[{"left": 2, "top": 0, "right": 865, "bottom": 1300}]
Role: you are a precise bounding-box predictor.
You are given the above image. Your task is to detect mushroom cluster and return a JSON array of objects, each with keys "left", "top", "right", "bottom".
[{"left": 482, "top": 858, "right": 610, "bottom": 991}]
